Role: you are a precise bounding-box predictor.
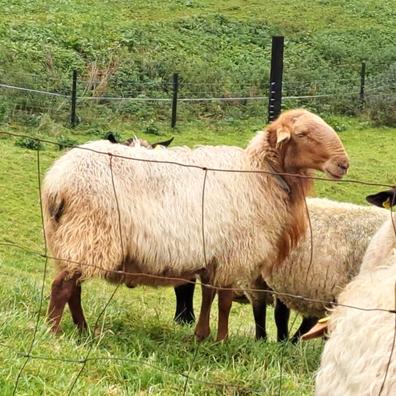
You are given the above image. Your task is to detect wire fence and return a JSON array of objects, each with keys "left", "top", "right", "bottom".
[
  {"left": 0, "top": 131, "right": 395, "bottom": 394},
  {"left": 0, "top": 64, "right": 395, "bottom": 128}
]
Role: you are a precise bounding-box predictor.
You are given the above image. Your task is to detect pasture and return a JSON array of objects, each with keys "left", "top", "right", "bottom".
[{"left": 0, "top": 117, "right": 395, "bottom": 395}]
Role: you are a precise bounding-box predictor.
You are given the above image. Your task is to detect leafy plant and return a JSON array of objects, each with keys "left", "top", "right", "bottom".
[
  {"left": 15, "top": 137, "right": 43, "bottom": 150},
  {"left": 56, "top": 135, "right": 78, "bottom": 150}
]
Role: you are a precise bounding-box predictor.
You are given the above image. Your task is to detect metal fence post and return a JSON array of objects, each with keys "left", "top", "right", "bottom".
[
  {"left": 360, "top": 61, "right": 366, "bottom": 110},
  {"left": 267, "top": 36, "right": 284, "bottom": 123},
  {"left": 171, "top": 73, "right": 179, "bottom": 128},
  {"left": 70, "top": 69, "right": 78, "bottom": 128}
]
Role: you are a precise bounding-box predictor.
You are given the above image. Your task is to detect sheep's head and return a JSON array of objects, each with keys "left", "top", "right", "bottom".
[
  {"left": 124, "top": 136, "right": 174, "bottom": 149},
  {"left": 105, "top": 132, "right": 174, "bottom": 149},
  {"left": 268, "top": 109, "right": 349, "bottom": 179},
  {"left": 366, "top": 188, "right": 396, "bottom": 208}
]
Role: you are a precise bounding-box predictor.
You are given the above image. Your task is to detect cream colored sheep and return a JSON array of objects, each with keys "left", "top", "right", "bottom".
[
  {"left": 265, "top": 197, "right": 389, "bottom": 318},
  {"left": 315, "top": 188, "right": 396, "bottom": 396},
  {"left": 42, "top": 109, "right": 349, "bottom": 341}
]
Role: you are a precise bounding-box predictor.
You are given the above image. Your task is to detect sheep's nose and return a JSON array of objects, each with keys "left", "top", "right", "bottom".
[{"left": 338, "top": 161, "right": 349, "bottom": 174}]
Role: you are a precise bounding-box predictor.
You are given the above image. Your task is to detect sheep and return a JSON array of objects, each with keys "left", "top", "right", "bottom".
[
  {"left": 174, "top": 198, "right": 389, "bottom": 342},
  {"left": 261, "top": 198, "right": 389, "bottom": 333},
  {"left": 315, "top": 188, "right": 396, "bottom": 396},
  {"left": 42, "top": 108, "right": 349, "bottom": 341}
]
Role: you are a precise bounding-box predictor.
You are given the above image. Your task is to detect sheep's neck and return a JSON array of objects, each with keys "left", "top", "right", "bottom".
[{"left": 247, "top": 132, "right": 314, "bottom": 269}]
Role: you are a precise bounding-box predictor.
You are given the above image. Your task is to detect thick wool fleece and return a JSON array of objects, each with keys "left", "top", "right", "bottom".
[{"left": 264, "top": 198, "right": 389, "bottom": 317}]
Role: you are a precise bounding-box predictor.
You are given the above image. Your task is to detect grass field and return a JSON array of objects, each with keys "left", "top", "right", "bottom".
[
  {"left": 0, "top": 116, "right": 395, "bottom": 395},
  {"left": 0, "top": 0, "right": 395, "bottom": 394}
]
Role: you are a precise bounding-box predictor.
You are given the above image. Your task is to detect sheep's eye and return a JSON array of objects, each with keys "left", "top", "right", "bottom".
[{"left": 296, "top": 132, "right": 307, "bottom": 138}]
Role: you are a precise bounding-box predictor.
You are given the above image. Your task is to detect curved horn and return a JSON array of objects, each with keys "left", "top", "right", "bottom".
[
  {"left": 105, "top": 132, "right": 118, "bottom": 144},
  {"left": 151, "top": 137, "right": 174, "bottom": 148}
]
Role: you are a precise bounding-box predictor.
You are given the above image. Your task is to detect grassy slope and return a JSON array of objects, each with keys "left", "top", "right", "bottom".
[
  {"left": 1, "top": 119, "right": 395, "bottom": 395},
  {"left": 0, "top": 0, "right": 394, "bottom": 86}
]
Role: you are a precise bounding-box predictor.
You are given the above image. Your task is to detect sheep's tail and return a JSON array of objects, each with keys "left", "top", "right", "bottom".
[
  {"left": 45, "top": 192, "right": 65, "bottom": 224},
  {"left": 41, "top": 184, "right": 125, "bottom": 281}
]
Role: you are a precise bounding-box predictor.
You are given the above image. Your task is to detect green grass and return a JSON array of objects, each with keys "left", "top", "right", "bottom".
[{"left": 0, "top": 117, "right": 395, "bottom": 395}]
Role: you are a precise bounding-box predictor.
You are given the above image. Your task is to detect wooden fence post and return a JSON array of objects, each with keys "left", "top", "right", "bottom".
[
  {"left": 267, "top": 36, "right": 284, "bottom": 123},
  {"left": 360, "top": 61, "right": 366, "bottom": 110},
  {"left": 70, "top": 69, "right": 78, "bottom": 128},
  {"left": 171, "top": 73, "right": 179, "bottom": 128}
]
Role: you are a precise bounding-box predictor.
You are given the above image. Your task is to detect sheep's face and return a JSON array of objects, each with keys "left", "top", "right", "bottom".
[
  {"left": 272, "top": 109, "right": 349, "bottom": 179},
  {"left": 366, "top": 188, "right": 396, "bottom": 208},
  {"left": 124, "top": 136, "right": 174, "bottom": 149}
]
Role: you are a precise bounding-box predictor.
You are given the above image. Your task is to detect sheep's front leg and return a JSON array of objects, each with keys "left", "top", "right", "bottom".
[
  {"left": 252, "top": 299, "right": 268, "bottom": 341},
  {"left": 216, "top": 288, "right": 233, "bottom": 342},
  {"left": 194, "top": 282, "right": 216, "bottom": 341},
  {"left": 275, "top": 298, "right": 290, "bottom": 342},
  {"left": 290, "top": 316, "right": 318, "bottom": 343},
  {"left": 174, "top": 280, "right": 196, "bottom": 324}
]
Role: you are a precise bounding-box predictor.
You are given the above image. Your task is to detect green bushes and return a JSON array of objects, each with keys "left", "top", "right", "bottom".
[{"left": 0, "top": 1, "right": 394, "bottom": 128}]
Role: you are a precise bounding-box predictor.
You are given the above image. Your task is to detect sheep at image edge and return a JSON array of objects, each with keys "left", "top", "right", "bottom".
[
  {"left": 315, "top": 188, "right": 396, "bottom": 396},
  {"left": 261, "top": 197, "right": 389, "bottom": 339},
  {"left": 42, "top": 108, "right": 349, "bottom": 341}
]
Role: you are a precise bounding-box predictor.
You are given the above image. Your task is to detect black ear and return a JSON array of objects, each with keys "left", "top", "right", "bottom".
[
  {"left": 151, "top": 137, "right": 174, "bottom": 148},
  {"left": 366, "top": 189, "right": 396, "bottom": 208},
  {"left": 105, "top": 132, "right": 118, "bottom": 144}
]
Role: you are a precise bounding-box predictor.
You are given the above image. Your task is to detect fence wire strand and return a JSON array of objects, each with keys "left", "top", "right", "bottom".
[
  {"left": 0, "top": 130, "right": 395, "bottom": 395},
  {"left": 12, "top": 149, "right": 49, "bottom": 396}
]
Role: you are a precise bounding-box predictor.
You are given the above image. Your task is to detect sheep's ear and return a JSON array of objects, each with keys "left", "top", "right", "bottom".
[
  {"left": 151, "top": 137, "right": 174, "bottom": 148},
  {"left": 105, "top": 132, "right": 118, "bottom": 144},
  {"left": 366, "top": 189, "right": 396, "bottom": 208},
  {"left": 300, "top": 318, "right": 329, "bottom": 341},
  {"left": 276, "top": 128, "right": 291, "bottom": 145}
]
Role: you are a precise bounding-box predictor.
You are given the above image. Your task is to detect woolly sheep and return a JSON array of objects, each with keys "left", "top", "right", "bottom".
[
  {"left": 172, "top": 192, "right": 390, "bottom": 341},
  {"left": 264, "top": 197, "right": 389, "bottom": 313},
  {"left": 315, "top": 188, "right": 396, "bottom": 396},
  {"left": 42, "top": 108, "right": 349, "bottom": 341}
]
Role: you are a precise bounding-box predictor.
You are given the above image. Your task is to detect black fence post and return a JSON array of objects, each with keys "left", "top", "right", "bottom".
[
  {"left": 359, "top": 61, "right": 366, "bottom": 110},
  {"left": 70, "top": 69, "right": 78, "bottom": 128},
  {"left": 267, "top": 36, "right": 284, "bottom": 123},
  {"left": 171, "top": 73, "right": 179, "bottom": 128}
]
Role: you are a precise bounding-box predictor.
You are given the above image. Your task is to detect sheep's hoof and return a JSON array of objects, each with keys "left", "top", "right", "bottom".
[
  {"left": 174, "top": 313, "right": 195, "bottom": 325},
  {"left": 49, "top": 326, "right": 63, "bottom": 335},
  {"left": 194, "top": 329, "right": 210, "bottom": 342},
  {"left": 215, "top": 334, "right": 228, "bottom": 343}
]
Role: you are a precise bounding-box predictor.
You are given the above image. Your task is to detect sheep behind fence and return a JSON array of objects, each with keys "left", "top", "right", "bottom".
[{"left": 41, "top": 109, "right": 349, "bottom": 342}]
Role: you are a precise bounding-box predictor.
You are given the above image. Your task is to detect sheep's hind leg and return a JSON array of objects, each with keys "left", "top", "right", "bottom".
[
  {"left": 194, "top": 280, "right": 216, "bottom": 341},
  {"left": 47, "top": 271, "right": 85, "bottom": 333},
  {"left": 216, "top": 288, "right": 233, "bottom": 342},
  {"left": 68, "top": 280, "right": 87, "bottom": 332}
]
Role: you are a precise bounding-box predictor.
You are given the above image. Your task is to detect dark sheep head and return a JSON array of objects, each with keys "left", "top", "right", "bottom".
[
  {"left": 366, "top": 188, "right": 396, "bottom": 209},
  {"left": 105, "top": 131, "right": 174, "bottom": 149}
]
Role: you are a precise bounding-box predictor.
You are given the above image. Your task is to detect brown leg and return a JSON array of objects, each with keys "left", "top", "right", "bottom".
[
  {"left": 47, "top": 271, "right": 83, "bottom": 333},
  {"left": 216, "top": 288, "right": 233, "bottom": 342},
  {"left": 68, "top": 282, "right": 87, "bottom": 332},
  {"left": 194, "top": 281, "right": 216, "bottom": 341}
]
